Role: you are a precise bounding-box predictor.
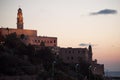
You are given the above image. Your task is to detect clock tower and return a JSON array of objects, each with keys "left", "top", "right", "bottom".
[{"left": 17, "top": 8, "right": 24, "bottom": 29}]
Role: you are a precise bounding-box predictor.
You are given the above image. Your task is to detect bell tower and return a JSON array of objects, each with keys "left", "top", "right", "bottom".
[{"left": 17, "top": 8, "right": 24, "bottom": 29}]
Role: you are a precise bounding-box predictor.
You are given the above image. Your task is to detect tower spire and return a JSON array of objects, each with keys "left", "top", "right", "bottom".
[
  {"left": 17, "top": 8, "right": 24, "bottom": 29},
  {"left": 88, "top": 45, "right": 92, "bottom": 63}
]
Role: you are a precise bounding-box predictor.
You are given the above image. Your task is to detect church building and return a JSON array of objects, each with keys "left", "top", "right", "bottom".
[{"left": 0, "top": 8, "right": 57, "bottom": 47}]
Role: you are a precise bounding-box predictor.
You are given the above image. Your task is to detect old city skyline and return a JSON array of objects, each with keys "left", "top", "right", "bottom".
[{"left": 0, "top": 0, "right": 120, "bottom": 71}]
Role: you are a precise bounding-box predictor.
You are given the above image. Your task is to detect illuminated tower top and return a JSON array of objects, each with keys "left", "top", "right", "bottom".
[{"left": 17, "top": 8, "right": 24, "bottom": 29}]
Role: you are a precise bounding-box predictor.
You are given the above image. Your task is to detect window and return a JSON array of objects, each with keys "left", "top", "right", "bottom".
[
  {"left": 71, "top": 56, "right": 73, "bottom": 60},
  {"left": 54, "top": 40, "right": 56, "bottom": 43},
  {"left": 50, "top": 41, "right": 52, "bottom": 43},
  {"left": 69, "top": 51, "right": 71, "bottom": 53},
  {"left": 38, "top": 40, "right": 40, "bottom": 43},
  {"left": 35, "top": 40, "right": 37, "bottom": 42}
]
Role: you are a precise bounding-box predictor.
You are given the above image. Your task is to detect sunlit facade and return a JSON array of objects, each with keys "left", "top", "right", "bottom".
[{"left": 0, "top": 8, "right": 57, "bottom": 47}]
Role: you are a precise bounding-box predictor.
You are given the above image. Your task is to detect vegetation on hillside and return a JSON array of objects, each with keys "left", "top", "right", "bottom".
[{"left": 0, "top": 33, "right": 103, "bottom": 80}]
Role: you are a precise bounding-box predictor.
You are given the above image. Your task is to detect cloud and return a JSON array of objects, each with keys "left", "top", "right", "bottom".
[
  {"left": 79, "top": 43, "right": 89, "bottom": 46},
  {"left": 79, "top": 43, "right": 97, "bottom": 47},
  {"left": 90, "top": 9, "right": 117, "bottom": 15}
]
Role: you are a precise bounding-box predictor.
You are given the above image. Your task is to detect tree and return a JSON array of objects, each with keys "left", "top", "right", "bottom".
[
  {"left": 0, "top": 52, "right": 35, "bottom": 75},
  {"left": 20, "top": 34, "right": 25, "bottom": 40},
  {"left": 35, "top": 47, "right": 55, "bottom": 71}
]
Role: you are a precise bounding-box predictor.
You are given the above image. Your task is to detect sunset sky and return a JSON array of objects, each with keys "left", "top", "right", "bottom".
[{"left": 0, "top": 0, "right": 120, "bottom": 71}]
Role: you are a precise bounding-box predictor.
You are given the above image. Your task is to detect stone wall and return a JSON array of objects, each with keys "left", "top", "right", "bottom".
[
  {"left": 59, "top": 47, "right": 89, "bottom": 64},
  {"left": 91, "top": 63, "right": 104, "bottom": 76},
  {"left": 0, "top": 28, "right": 57, "bottom": 47},
  {"left": 0, "top": 28, "right": 37, "bottom": 37},
  {"left": 23, "top": 36, "right": 57, "bottom": 47}
]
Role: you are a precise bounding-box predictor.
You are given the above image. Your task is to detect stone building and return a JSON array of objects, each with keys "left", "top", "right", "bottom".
[
  {"left": 59, "top": 45, "right": 93, "bottom": 64},
  {"left": 0, "top": 8, "right": 57, "bottom": 47},
  {"left": 59, "top": 47, "right": 89, "bottom": 64},
  {"left": 91, "top": 59, "right": 104, "bottom": 76},
  {"left": 59, "top": 45, "right": 104, "bottom": 76},
  {"left": 22, "top": 36, "right": 57, "bottom": 47}
]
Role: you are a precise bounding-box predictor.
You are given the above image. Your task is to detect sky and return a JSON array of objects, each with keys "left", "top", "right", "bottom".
[{"left": 0, "top": 0, "right": 120, "bottom": 71}]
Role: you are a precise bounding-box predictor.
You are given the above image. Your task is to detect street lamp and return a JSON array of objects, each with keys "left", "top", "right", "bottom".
[
  {"left": 93, "top": 67, "right": 96, "bottom": 80},
  {"left": 52, "top": 61, "right": 56, "bottom": 80},
  {"left": 89, "top": 65, "right": 92, "bottom": 80},
  {"left": 75, "top": 64, "right": 79, "bottom": 80}
]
